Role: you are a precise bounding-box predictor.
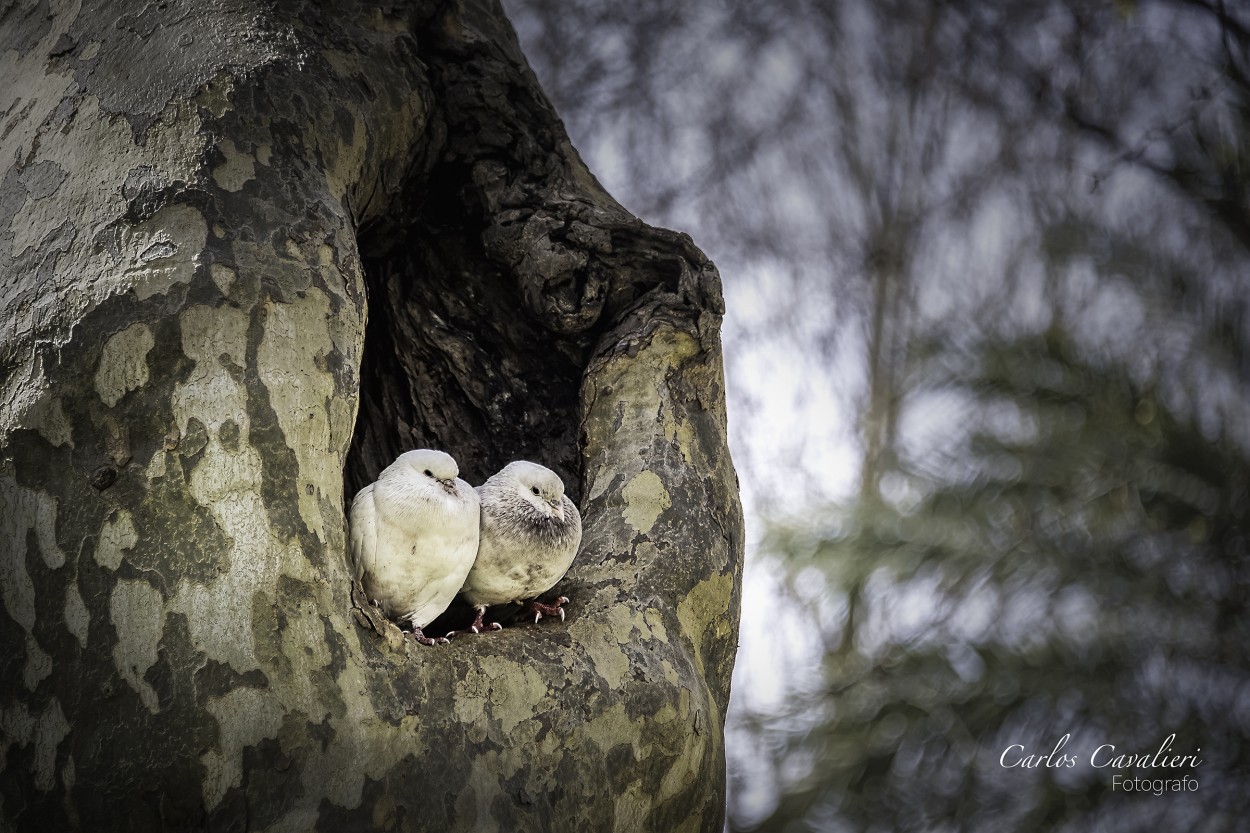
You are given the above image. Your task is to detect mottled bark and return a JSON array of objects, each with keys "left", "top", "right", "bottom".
[{"left": 0, "top": 1, "right": 743, "bottom": 831}]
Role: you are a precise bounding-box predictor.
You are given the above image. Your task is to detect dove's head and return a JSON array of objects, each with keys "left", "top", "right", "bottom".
[
  {"left": 501, "top": 461, "right": 567, "bottom": 520},
  {"left": 394, "top": 448, "right": 461, "bottom": 493}
]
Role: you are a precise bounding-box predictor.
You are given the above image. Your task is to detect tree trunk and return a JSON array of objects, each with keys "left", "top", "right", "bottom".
[{"left": 0, "top": 1, "right": 743, "bottom": 830}]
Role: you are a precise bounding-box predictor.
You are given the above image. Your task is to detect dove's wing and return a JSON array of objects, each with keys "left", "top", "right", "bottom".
[{"left": 348, "top": 483, "right": 377, "bottom": 583}]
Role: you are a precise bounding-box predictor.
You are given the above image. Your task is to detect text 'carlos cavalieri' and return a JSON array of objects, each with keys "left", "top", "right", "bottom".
[{"left": 999, "top": 733, "right": 1202, "bottom": 794}]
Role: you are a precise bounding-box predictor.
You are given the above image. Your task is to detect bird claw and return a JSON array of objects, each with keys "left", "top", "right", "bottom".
[
  {"left": 464, "top": 608, "right": 504, "bottom": 634},
  {"left": 406, "top": 626, "right": 447, "bottom": 646},
  {"left": 526, "top": 596, "right": 569, "bottom": 624},
  {"left": 446, "top": 618, "right": 503, "bottom": 638},
  {"left": 440, "top": 620, "right": 497, "bottom": 637}
]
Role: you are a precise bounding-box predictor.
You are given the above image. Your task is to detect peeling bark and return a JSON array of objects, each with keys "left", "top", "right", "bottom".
[{"left": 0, "top": 1, "right": 743, "bottom": 830}]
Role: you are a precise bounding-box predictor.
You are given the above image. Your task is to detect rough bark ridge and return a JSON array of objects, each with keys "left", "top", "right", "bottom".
[{"left": 0, "top": 1, "right": 743, "bottom": 830}]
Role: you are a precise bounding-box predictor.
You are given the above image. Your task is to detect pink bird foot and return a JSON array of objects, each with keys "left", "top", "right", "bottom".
[
  {"left": 445, "top": 607, "right": 503, "bottom": 639},
  {"left": 407, "top": 626, "right": 449, "bottom": 646},
  {"left": 525, "top": 596, "right": 569, "bottom": 623}
]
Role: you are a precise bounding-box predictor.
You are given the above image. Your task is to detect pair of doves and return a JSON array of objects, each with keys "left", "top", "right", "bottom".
[{"left": 349, "top": 450, "right": 582, "bottom": 645}]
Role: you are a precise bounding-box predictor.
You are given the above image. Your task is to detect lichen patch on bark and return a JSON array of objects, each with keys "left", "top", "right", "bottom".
[
  {"left": 621, "top": 470, "right": 672, "bottom": 536},
  {"left": 93, "top": 509, "right": 137, "bottom": 570},
  {"left": 256, "top": 289, "right": 345, "bottom": 543},
  {"left": 209, "top": 262, "right": 238, "bottom": 296},
  {"left": 29, "top": 396, "right": 73, "bottom": 448},
  {"left": 22, "top": 635, "right": 51, "bottom": 692},
  {"left": 1, "top": 477, "right": 64, "bottom": 641},
  {"left": 95, "top": 322, "right": 154, "bottom": 407},
  {"left": 108, "top": 578, "right": 165, "bottom": 713},
  {"left": 211, "top": 139, "right": 256, "bottom": 192},
  {"left": 586, "top": 623, "right": 639, "bottom": 691},
  {"left": 677, "top": 571, "right": 737, "bottom": 677},
  {"left": 201, "top": 688, "right": 286, "bottom": 809},
  {"left": 31, "top": 698, "right": 68, "bottom": 792},
  {"left": 62, "top": 582, "right": 89, "bottom": 649}
]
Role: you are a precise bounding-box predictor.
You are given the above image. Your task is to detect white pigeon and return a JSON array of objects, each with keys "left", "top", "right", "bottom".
[
  {"left": 458, "top": 460, "right": 582, "bottom": 633},
  {"left": 349, "top": 449, "right": 481, "bottom": 645}
]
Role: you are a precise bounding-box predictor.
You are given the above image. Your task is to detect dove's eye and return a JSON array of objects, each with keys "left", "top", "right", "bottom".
[
  {"left": 424, "top": 469, "right": 433, "bottom": 477},
  {"left": 531, "top": 486, "right": 541, "bottom": 496}
]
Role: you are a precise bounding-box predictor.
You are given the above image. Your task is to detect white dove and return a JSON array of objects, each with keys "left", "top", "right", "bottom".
[
  {"left": 457, "top": 460, "right": 582, "bottom": 634},
  {"left": 349, "top": 449, "right": 481, "bottom": 645}
]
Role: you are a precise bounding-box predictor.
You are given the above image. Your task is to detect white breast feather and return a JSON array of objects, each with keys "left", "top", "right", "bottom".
[{"left": 349, "top": 462, "right": 481, "bottom": 629}]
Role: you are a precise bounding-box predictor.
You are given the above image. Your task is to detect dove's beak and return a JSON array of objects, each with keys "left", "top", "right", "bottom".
[
  {"left": 439, "top": 478, "right": 457, "bottom": 494},
  {"left": 549, "top": 500, "right": 563, "bottom": 520}
]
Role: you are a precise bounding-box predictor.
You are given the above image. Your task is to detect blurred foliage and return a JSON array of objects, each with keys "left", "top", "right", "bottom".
[
  {"left": 751, "top": 331, "right": 1249, "bottom": 831},
  {"left": 504, "top": 0, "right": 1250, "bottom": 829}
]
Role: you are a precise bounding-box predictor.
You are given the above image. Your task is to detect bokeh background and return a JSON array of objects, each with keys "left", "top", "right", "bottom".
[{"left": 503, "top": 1, "right": 1250, "bottom": 829}]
